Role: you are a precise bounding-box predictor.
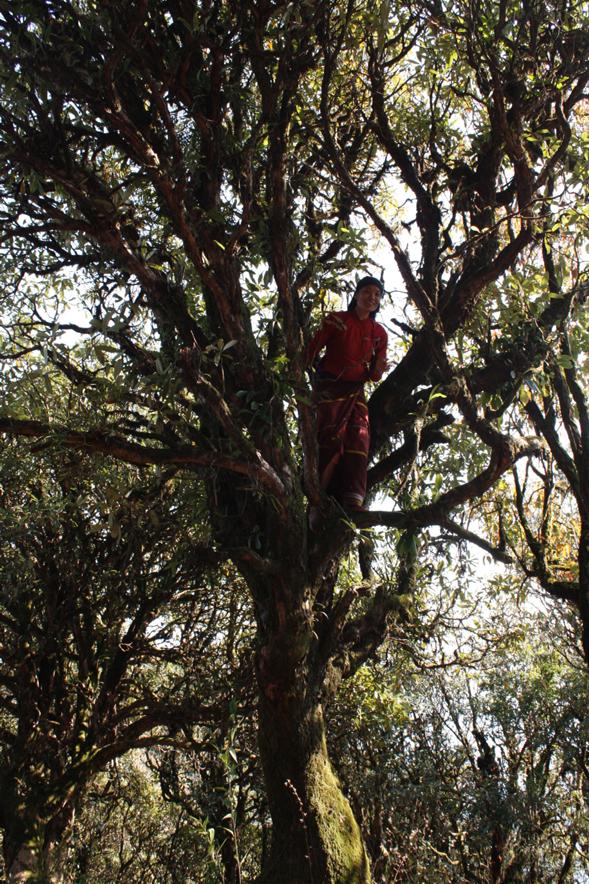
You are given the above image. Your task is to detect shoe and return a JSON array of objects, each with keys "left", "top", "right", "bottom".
[{"left": 342, "top": 501, "right": 367, "bottom": 512}]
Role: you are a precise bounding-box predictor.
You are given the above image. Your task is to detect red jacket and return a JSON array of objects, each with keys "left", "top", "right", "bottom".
[{"left": 307, "top": 311, "right": 388, "bottom": 382}]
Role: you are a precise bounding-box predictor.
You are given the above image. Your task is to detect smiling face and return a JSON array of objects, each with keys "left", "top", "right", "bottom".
[{"left": 354, "top": 283, "right": 382, "bottom": 317}]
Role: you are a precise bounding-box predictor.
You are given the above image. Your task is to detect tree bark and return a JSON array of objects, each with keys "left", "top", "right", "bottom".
[{"left": 257, "top": 689, "right": 370, "bottom": 884}]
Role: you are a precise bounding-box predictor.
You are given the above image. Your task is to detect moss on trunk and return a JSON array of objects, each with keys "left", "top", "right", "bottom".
[{"left": 257, "top": 691, "right": 370, "bottom": 884}]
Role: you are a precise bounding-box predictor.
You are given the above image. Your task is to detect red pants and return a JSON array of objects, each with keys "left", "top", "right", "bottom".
[{"left": 315, "top": 379, "right": 369, "bottom": 508}]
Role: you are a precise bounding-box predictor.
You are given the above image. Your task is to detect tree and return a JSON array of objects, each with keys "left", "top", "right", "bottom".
[
  {"left": 497, "top": 286, "right": 589, "bottom": 660},
  {"left": 146, "top": 702, "right": 265, "bottom": 883},
  {"left": 66, "top": 755, "right": 204, "bottom": 883},
  {"left": 0, "top": 1, "right": 588, "bottom": 880},
  {"left": 0, "top": 441, "right": 251, "bottom": 881},
  {"left": 329, "top": 588, "right": 589, "bottom": 881}
]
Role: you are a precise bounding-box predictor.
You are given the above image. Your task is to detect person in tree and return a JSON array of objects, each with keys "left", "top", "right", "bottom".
[{"left": 307, "top": 276, "right": 388, "bottom": 511}]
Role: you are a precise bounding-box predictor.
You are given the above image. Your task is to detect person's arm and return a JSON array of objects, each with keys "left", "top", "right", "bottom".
[
  {"left": 306, "top": 314, "right": 336, "bottom": 367},
  {"left": 368, "top": 328, "right": 388, "bottom": 381}
]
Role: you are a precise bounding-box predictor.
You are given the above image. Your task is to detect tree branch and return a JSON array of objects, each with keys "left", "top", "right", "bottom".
[{"left": 0, "top": 418, "right": 286, "bottom": 501}]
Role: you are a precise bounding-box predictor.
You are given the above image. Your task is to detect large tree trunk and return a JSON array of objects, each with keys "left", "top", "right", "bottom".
[{"left": 257, "top": 688, "right": 370, "bottom": 884}]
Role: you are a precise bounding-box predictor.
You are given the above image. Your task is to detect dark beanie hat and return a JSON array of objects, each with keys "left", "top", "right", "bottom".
[{"left": 355, "top": 275, "right": 384, "bottom": 293}]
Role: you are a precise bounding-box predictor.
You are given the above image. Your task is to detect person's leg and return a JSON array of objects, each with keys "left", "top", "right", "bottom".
[
  {"left": 338, "top": 401, "right": 369, "bottom": 509},
  {"left": 316, "top": 389, "right": 348, "bottom": 491},
  {"left": 309, "top": 401, "right": 342, "bottom": 530}
]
